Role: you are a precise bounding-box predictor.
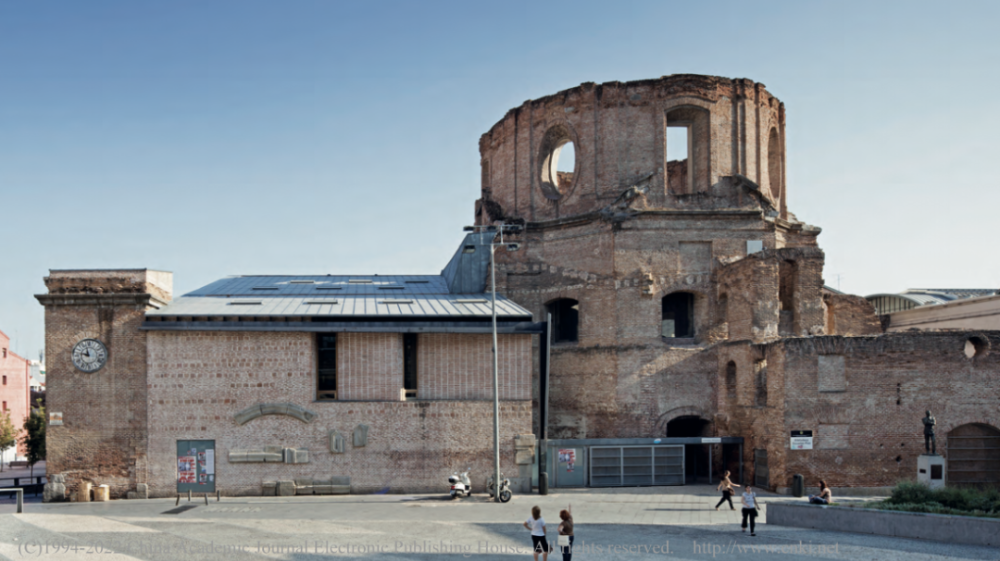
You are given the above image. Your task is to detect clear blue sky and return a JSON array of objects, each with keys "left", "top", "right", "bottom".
[{"left": 2, "top": 1, "right": 999, "bottom": 359}]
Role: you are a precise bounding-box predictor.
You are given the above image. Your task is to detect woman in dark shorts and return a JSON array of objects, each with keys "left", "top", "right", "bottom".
[
  {"left": 557, "top": 504, "right": 574, "bottom": 561},
  {"left": 523, "top": 505, "right": 549, "bottom": 561}
]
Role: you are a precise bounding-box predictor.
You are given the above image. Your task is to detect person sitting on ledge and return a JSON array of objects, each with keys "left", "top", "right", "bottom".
[{"left": 808, "top": 480, "right": 832, "bottom": 504}]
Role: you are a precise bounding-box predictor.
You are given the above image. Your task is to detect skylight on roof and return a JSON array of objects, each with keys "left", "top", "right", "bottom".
[
  {"left": 455, "top": 299, "right": 489, "bottom": 304},
  {"left": 378, "top": 286, "right": 404, "bottom": 290},
  {"left": 290, "top": 280, "right": 315, "bottom": 284},
  {"left": 405, "top": 280, "right": 430, "bottom": 284},
  {"left": 304, "top": 300, "right": 339, "bottom": 305},
  {"left": 229, "top": 300, "right": 263, "bottom": 305},
  {"left": 315, "top": 286, "right": 342, "bottom": 290},
  {"left": 348, "top": 279, "right": 372, "bottom": 284},
  {"left": 252, "top": 287, "right": 279, "bottom": 290},
  {"left": 380, "top": 299, "right": 414, "bottom": 305}
]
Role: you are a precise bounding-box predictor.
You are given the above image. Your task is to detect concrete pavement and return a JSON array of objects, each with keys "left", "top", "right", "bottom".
[{"left": 1, "top": 485, "right": 997, "bottom": 560}]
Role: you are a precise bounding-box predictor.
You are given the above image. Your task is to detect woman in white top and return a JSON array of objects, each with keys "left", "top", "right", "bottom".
[
  {"left": 523, "top": 505, "right": 549, "bottom": 561},
  {"left": 740, "top": 485, "right": 759, "bottom": 536}
]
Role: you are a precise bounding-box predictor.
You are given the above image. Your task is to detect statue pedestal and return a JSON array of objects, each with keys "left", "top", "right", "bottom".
[{"left": 917, "top": 454, "right": 946, "bottom": 490}]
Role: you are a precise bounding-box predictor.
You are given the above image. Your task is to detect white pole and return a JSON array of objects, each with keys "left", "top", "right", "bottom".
[{"left": 491, "top": 240, "right": 501, "bottom": 502}]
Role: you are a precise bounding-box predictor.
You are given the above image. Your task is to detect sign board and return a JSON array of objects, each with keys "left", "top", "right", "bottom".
[
  {"left": 558, "top": 449, "right": 576, "bottom": 472},
  {"left": 790, "top": 430, "right": 813, "bottom": 450},
  {"left": 48, "top": 412, "right": 63, "bottom": 426},
  {"left": 701, "top": 437, "right": 722, "bottom": 444}
]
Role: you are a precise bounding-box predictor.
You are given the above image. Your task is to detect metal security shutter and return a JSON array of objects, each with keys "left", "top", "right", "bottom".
[
  {"left": 653, "top": 446, "right": 684, "bottom": 485},
  {"left": 947, "top": 424, "right": 1000, "bottom": 487},
  {"left": 590, "top": 445, "right": 684, "bottom": 487},
  {"left": 591, "top": 447, "right": 622, "bottom": 487},
  {"left": 754, "top": 449, "right": 768, "bottom": 488}
]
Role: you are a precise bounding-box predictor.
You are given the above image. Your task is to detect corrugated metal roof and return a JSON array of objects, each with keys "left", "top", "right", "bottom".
[
  {"left": 906, "top": 288, "right": 998, "bottom": 300},
  {"left": 151, "top": 274, "right": 531, "bottom": 319}
]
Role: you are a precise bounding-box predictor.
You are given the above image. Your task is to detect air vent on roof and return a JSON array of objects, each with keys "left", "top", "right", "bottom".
[
  {"left": 378, "top": 286, "right": 404, "bottom": 290},
  {"left": 348, "top": 279, "right": 372, "bottom": 284},
  {"left": 290, "top": 280, "right": 315, "bottom": 284},
  {"left": 252, "top": 287, "right": 279, "bottom": 290},
  {"left": 455, "top": 299, "right": 489, "bottom": 304},
  {"left": 405, "top": 280, "right": 430, "bottom": 284},
  {"left": 380, "top": 300, "right": 414, "bottom": 305},
  {"left": 315, "top": 286, "right": 342, "bottom": 290},
  {"left": 304, "top": 300, "right": 339, "bottom": 305},
  {"left": 229, "top": 300, "right": 263, "bottom": 306}
]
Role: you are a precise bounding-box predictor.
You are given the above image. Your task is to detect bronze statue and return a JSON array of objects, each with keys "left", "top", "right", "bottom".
[{"left": 922, "top": 411, "right": 936, "bottom": 454}]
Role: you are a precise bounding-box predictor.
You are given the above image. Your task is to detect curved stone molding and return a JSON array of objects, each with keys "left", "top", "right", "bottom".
[{"left": 233, "top": 403, "right": 318, "bottom": 425}]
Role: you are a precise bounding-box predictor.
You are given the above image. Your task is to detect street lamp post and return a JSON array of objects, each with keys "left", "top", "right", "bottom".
[{"left": 467, "top": 223, "right": 521, "bottom": 502}]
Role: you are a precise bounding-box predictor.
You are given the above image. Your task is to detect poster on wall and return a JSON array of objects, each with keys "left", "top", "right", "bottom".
[
  {"left": 204, "top": 449, "right": 215, "bottom": 475},
  {"left": 558, "top": 449, "right": 576, "bottom": 472},
  {"left": 177, "top": 456, "right": 196, "bottom": 483}
]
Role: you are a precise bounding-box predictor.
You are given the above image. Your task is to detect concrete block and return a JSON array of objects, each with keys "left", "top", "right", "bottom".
[
  {"left": 261, "top": 452, "right": 284, "bottom": 463},
  {"left": 136, "top": 483, "right": 148, "bottom": 499},
  {"left": 330, "top": 476, "right": 351, "bottom": 486},
  {"left": 313, "top": 485, "right": 334, "bottom": 495},
  {"left": 515, "top": 449, "right": 534, "bottom": 465},
  {"left": 234, "top": 404, "right": 263, "bottom": 425},
  {"left": 228, "top": 450, "right": 248, "bottom": 463},
  {"left": 514, "top": 434, "right": 536, "bottom": 448},
  {"left": 294, "top": 448, "right": 309, "bottom": 464},
  {"left": 261, "top": 481, "right": 277, "bottom": 496},
  {"left": 246, "top": 450, "right": 267, "bottom": 463},
  {"left": 264, "top": 445, "right": 283, "bottom": 454},
  {"left": 294, "top": 477, "right": 314, "bottom": 495},
  {"left": 330, "top": 485, "right": 350, "bottom": 495},
  {"left": 44, "top": 482, "right": 66, "bottom": 502},
  {"left": 353, "top": 424, "right": 369, "bottom": 447},
  {"left": 276, "top": 481, "right": 295, "bottom": 496}
]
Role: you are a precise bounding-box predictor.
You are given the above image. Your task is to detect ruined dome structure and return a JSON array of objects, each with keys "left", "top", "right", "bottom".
[{"left": 476, "top": 74, "right": 806, "bottom": 231}]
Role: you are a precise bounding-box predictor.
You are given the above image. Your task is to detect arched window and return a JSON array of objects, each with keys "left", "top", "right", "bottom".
[
  {"left": 767, "top": 127, "right": 781, "bottom": 202},
  {"left": 662, "top": 292, "right": 694, "bottom": 338},
  {"left": 547, "top": 298, "right": 579, "bottom": 344}
]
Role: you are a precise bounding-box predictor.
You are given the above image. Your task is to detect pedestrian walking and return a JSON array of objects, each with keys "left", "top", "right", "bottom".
[
  {"left": 523, "top": 505, "right": 549, "bottom": 561},
  {"left": 808, "top": 480, "right": 832, "bottom": 504},
  {"left": 714, "top": 470, "right": 740, "bottom": 510},
  {"left": 741, "top": 485, "right": 759, "bottom": 536},
  {"left": 557, "top": 504, "right": 573, "bottom": 561}
]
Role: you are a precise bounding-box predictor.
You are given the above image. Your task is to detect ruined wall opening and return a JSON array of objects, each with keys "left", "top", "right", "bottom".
[
  {"left": 662, "top": 292, "right": 695, "bottom": 338},
  {"left": 547, "top": 298, "right": 579, "bottom": 344},
  {"left": 964, "top": 336, "right": 989, "bottom": 359},
  {"left": 538, "top": 124, "right": 577, "bottom": 200},
  {"left": 779, "top": 260, "right": 797, "bottom": 335},
  {"left": 767, "top": 127, "right": 781, "bottom": 203},
  {"left": 665, "top": 106, "right": 710, "bottom": 195},
  {"left": 753, "top": 358, "right": 767, "bottom": 406}
]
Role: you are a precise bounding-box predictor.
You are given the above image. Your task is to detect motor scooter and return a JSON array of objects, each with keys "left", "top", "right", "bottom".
[
  {"left": 486, "top": 472, "right": 512, "bottom": 503},
  {"left": 449, "top": 468, "right": 472, "bottom": 499}
]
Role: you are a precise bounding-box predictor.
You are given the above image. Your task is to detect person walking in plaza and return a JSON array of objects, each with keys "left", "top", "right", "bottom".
[
  {"left": 740, "top": 485, "right": 759, "bottom": 536},
  {"left": 714, "top": 470, "right": 740, "bottom": 510},
  {"left": 524, "top": 505, "right": 549, "bottom": 561},
  {"left": 808, "top": 480, "right": 832, "bottom": 504},
  {"left": 557, "top": 504, "right": 574, "bottom": 561}
]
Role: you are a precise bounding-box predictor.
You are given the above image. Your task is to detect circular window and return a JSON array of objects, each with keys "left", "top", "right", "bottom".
[{"left": 538, "top": 124, "right": 578, "bottom": 200}]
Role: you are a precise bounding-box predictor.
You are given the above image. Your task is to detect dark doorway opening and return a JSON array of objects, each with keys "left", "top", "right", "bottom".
[
  {"left": 667, "top": 416, "right": 711, "bottom": 484},
  {"left": 548, "top": 298, "right": 579, "bottom": 344},
  {"left": 662, "top": 293, "right": 694, "bottom": 338}
]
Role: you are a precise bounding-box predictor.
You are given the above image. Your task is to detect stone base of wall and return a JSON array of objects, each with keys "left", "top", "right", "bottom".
[
  {"left": 775, "top": 486, "right": 892, "bottom": 497},
  {"left": 767, "top": 503, "right": 1000, "bottom": 548}
]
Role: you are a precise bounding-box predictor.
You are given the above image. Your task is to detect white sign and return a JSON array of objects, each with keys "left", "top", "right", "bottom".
[
  {"left": 204, "top": 449, "right": 215, "bottom": 475},
  {"left": 701, "top": 437, "right": 722, "bottom": 444},
  {"left": 48, "top": 412, "right": 63, "bottom": 426},
  {"left": 790, "top": 436, "right": 812, "bottom": 450}
]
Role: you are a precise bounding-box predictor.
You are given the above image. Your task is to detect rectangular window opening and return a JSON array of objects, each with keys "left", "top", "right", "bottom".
[
  {"left": 403, "top": 333, "right": 418, "bottom": 398},
  {"left": 666, "top": 125, "right": 690, "bottom": 194},
  {"left": 317, "top": 333, "right": 337, "bottom": 400}
]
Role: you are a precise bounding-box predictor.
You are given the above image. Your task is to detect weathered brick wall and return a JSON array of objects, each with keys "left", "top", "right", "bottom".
[
  {"left": 417, "top": 333, "right": 531, "bottom": 400},
  {"left": 719, "top": 333, "right": 1000, "bottom": 489},
  {"left": 824, "top": 293, "right": 883, "bottom": 336},
  {"left": 0, "top": 331, "right": 30, "bottom": 457},
  {"left": 146, "top": 331, "right": 532, "bottom": 497},
  {"left": 478, "top": 75, "right": 788, "bottom": 223},
  {"left": 338, "top": 333, "right": 403, "bottom": 401}
]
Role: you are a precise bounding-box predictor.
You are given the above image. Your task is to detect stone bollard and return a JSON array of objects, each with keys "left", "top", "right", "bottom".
[{"left": 93, "top": 485, "right": 109, "bottom": 502}]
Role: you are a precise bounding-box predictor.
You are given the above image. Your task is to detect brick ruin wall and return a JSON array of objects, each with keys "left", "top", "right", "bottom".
[
  {"left": 41, "top": 302, "right": 150, "bottom": 499},
  {"left": 720, "top": 332, "right": 1000, "bottom": 489},
  {"left": 146, "top": 331, "right": 532, "bottom": 497}
]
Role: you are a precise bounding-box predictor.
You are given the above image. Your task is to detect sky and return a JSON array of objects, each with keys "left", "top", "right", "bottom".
[{"left": 1, "top": 0, "right": 999, "bottom": 360}]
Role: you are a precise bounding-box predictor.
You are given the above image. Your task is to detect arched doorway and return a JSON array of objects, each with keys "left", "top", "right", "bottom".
[
  {"left": 947, "top": 423, "right": 1000, "bottom": 487},
  {"left": 667, "top": 416, "right": 712, "bottom": 484}
]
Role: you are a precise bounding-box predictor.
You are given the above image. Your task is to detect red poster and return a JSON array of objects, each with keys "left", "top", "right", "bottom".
[{"left": 178, "top": 456, "right": 196, "bottom": 483}]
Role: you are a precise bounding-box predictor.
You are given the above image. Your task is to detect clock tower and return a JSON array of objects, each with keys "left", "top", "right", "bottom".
[{"left": 36, "top": 269, "right": 172, "bottom": 500}]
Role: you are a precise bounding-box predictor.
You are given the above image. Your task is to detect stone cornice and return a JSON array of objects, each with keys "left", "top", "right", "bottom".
[{"left": 35, "top": 293, "right": 169, "bottom": 309}]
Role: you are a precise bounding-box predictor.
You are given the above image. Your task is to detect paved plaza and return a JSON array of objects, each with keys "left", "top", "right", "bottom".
[{"left": 1, "top": 486, "right": 997, "bottom": 560}]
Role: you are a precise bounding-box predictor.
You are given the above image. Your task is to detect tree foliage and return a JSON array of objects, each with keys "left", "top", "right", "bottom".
[
  {"left": 0, "top": 409, "right": 17, "bottom": 472},
  {"left": 22, "top": 399, "right": 46, "bottom": 476}
]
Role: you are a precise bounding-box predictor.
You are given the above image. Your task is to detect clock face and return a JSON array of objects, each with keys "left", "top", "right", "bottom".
[{"left": 72, "top": 339, "right": 108, "bottom": 373}]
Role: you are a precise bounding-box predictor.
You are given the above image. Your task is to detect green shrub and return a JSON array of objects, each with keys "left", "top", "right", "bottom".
[{"left": 873, "top": 481, "right": 1000, "bottom": 518}]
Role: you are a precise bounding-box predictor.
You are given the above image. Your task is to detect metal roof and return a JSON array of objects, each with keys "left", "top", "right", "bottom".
[{"left": 150, "top": 275, "right": 532, "bottom": 320}]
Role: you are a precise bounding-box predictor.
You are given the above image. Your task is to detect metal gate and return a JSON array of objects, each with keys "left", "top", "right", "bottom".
[
  {"left": 754, "top": 449, "right": 768, "bottom": 488},
  {"left": 590, "top": 445, "right": 683, "bottom": 487}
]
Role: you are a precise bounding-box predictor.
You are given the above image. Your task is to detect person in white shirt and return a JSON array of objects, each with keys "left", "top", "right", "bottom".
[
  {"left": 741, "top": 485, "right": 759, "bottom": 536},
  {"left": 523, "top": 505, "right": 549, "bottom": 560}
]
